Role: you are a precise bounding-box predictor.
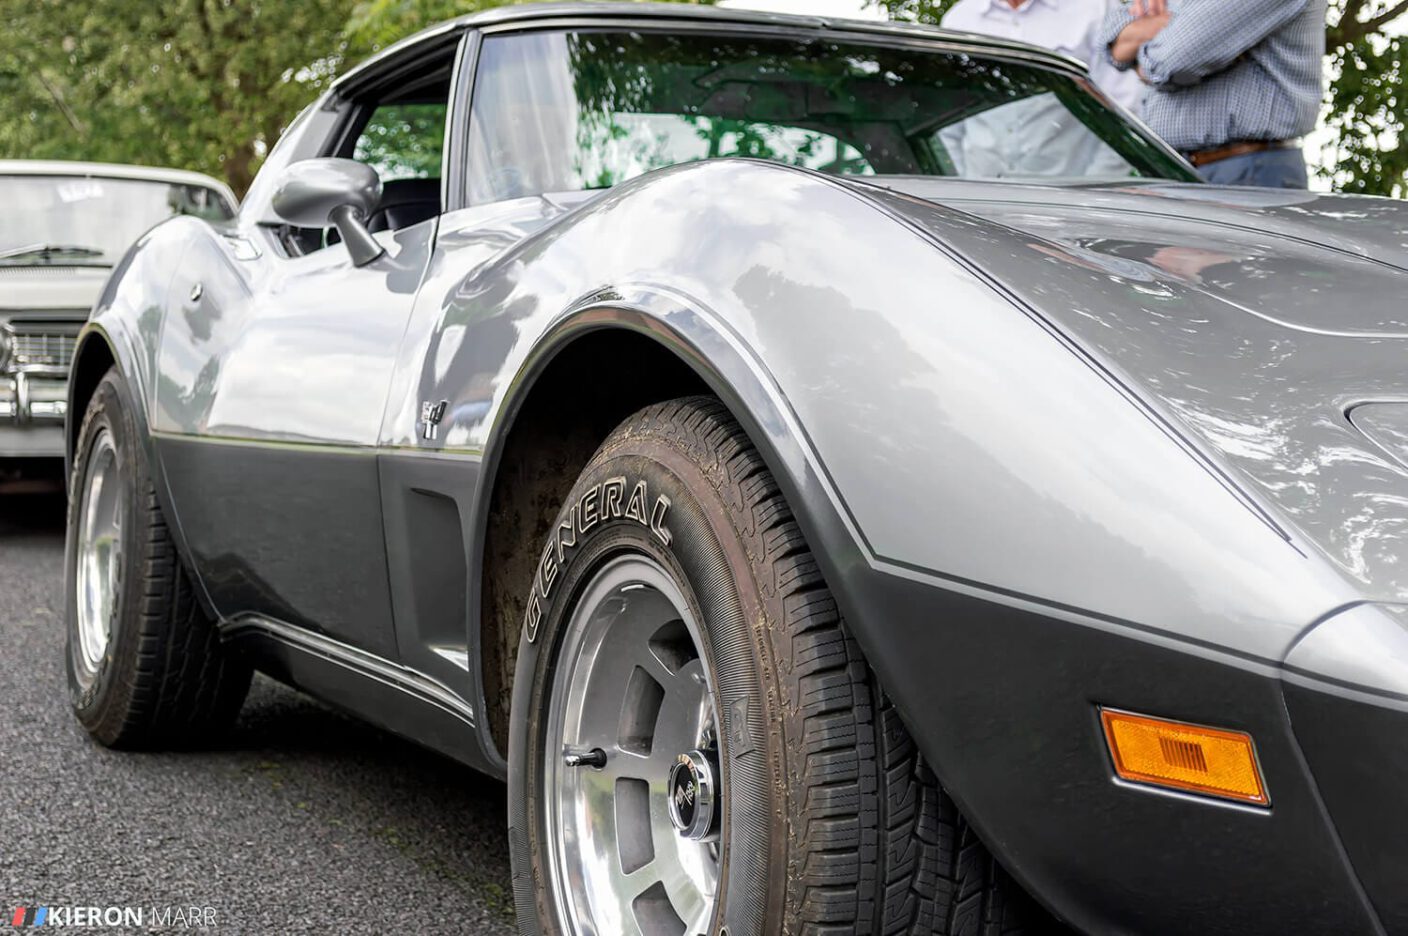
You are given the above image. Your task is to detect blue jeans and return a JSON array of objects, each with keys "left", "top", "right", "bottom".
[{"left": 1198, "top": 147, "right": 1308, "bottom": 188}]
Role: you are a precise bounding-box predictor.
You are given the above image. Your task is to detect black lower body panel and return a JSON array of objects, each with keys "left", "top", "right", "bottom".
[
  {"left": 1285, "top": 681, "right": 1408, "bottom": 934},
  {"left": 851, "top": 568, "right": 1378, "bottom": 935},
  {"left": 224, "top": 619, "right": 494, "bottom": 776}
]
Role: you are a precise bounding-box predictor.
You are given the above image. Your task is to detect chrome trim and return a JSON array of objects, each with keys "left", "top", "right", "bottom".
[
  {"left": 222, "top": 614, "right": 476, "bottom": 728},
  {"left": 441, "top": 30, "right": 474, "bottom": 217},
  {"left": 13, "top": 364, "right": 69, "bottom": 380},
  {"left": 1, "top": 318, "right": 84, "bottom": 373},
  {"left": 1, "top": 372, "right": 68, "bottom": 425},
  {"left": 14, "top": 372, "right": 29, "bottom": 425}
]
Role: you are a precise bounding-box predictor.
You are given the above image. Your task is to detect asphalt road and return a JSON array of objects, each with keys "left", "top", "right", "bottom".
[{"left": 0, "top": 489, "right": 516, "bottom": 934}]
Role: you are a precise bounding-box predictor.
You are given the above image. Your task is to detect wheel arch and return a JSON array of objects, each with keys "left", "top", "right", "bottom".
[
  {"left": 471, "top": 297, "right": 871, "bottom": 764},
  {"left": 66, "top": 324, "right": 157, "bottom": 485},
  {"left": 66, "top": 220, "right": 198, "bottom": 482},
  {"left": 66, "top": 328, "right": 118, "bottom": 475}
]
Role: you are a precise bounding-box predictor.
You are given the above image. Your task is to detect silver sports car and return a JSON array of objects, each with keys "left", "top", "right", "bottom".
[{"left": 62, "top": 5, "right": 1408, "bottom": 935}]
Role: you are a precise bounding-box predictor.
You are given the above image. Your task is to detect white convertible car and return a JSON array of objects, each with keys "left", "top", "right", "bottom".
[{"left": 0, "top": 161, "right": 235, "bottom": 460}]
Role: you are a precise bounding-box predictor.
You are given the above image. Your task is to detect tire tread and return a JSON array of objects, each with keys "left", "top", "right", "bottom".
[{"left": 626, "top": 396, "right": 1040, "bottom": 935}]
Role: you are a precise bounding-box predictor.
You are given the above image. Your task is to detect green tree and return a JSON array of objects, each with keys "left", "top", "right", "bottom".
[
  {"left": 1325, "top": 1, "right": 1408, "bottom": 195},
  {"left": 0, "top": 0, "right": 708, "bottom": 197},
  {"left": 0, "top": 0, "right": 362, "bottom": 195},
  {"left": 874, "top": 0, "right": 1408, "bottom": 196}
]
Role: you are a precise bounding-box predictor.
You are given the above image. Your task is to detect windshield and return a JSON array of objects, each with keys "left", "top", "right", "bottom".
[
  {"left": 0, "top": 175, "right": 234, "bottom": 266},
  {"left": 466, "top": 30, "right": 1195, "bottom": 204}
]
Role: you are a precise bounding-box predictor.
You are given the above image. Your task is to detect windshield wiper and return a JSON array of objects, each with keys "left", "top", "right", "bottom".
[{"left": 0, "top": 243, "right": 106, "bottom": 263}]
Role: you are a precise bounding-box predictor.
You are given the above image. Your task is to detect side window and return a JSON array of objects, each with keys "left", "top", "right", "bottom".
[
  {"left": 172, "top": 184, "right": 236, "bottom": 221},
  {"left": 352, "top": 103, "right": 448, "bottom": 182},
  {"left": 463, "top": 31, "right": 888, "bottom": 206},
  {"left": 345, "top": 99, "right": 446, "bottom": 237},
  {"left": 463, "top": 30, "right": 1176, "bottom": 206}
]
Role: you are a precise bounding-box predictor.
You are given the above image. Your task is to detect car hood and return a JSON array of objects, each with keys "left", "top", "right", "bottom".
[
  {"left": 0, "top": 265, "right": 110, "bottom": 313},
  {"left": 857, "top": 178, "right": 1408, "bottom": 603}
]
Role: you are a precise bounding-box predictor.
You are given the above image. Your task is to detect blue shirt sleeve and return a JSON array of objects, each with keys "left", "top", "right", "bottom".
[
  {"left": 1097, "top": 4, "right": 1138, "bottom": 72},
  {"left": 1139, "top": 0, "right": 1312, "bottom": 88}
]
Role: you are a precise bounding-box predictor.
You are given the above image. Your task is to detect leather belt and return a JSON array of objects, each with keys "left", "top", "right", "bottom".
[{"left": 1184, "top": 139, "right": 1300, "bottom": 168}]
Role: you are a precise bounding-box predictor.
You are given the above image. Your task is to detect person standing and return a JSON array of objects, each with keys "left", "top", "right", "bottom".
[
  {"left": 1099, "top": 0, "right": 1326, "bottom": 187},
  {"left": 942, "top": 0, "right": 1146, "bottom": 115}
]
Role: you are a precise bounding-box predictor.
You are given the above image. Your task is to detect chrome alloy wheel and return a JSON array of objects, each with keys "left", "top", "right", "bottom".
[
  {"left": 74, "top": 428, "right": 124, "bottom": 681},
  {"left": 545, "top": 555, "right": 722, "bottom": 936}
]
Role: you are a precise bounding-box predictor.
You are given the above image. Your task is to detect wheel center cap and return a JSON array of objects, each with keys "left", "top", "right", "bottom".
[{"left": 667, "top": 749, "right": 718, "bottom": 841}]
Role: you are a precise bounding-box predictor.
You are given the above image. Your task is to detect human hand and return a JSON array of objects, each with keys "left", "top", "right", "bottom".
[
  {"left": 1129, "top": 0, "right": 1168, "bottom": 16},
  {"left": 1111, "top": 12, "right": 1170, "bottom": 64}
]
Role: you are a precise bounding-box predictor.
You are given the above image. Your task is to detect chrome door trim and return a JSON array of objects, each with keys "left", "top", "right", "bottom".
[{"left": 222, "top": 613, "right": 477, "bottom": 728}]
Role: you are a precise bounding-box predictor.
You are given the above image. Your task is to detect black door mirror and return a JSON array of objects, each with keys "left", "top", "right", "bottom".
[{"left": 271, "top": 158, "right": 385, "bottom": 266}]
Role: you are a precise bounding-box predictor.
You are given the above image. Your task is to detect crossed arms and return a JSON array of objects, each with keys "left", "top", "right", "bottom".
[{"left": 1105, "top": 0, "right": 1311, "bottom": 88}]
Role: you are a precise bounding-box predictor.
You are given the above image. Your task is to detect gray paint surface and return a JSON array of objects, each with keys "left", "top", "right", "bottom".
[
  {"left": 870, "top": 179, "right": 1408, "bottom": 610},
  {"left": 65, "top": 6, "right": 1408, "bottom": 934},
  {"left": 397, "top": 162, "right": 1358, "bottom": 670}
]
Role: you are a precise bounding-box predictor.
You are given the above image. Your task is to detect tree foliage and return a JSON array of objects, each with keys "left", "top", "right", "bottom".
[
  {"left": 875, "top": 0, "right": 1408, "bottom": 196},
  {"left": 0, "top": 0, "right": 361, "bottom": 195},
  {"left": 351, "top": 103, "right": 450, "bottom": 182},
  {"left": 0, "top": 0, "right": 709, "bottom": 197},
  {"left": 1325, "top": 0, "right": 1408, "bottom": 195},
  {"left": 0, "top": 0, "right": 539, "bottom": 196}
]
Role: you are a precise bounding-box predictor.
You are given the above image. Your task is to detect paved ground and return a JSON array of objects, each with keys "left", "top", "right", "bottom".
[{"left": 0, "top": 488, "right": 516, "bottom": 934}]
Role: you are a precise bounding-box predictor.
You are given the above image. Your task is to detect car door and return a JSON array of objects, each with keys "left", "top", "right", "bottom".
[{"left": 155, "top": 42, "right": 460, "bottom": 659}]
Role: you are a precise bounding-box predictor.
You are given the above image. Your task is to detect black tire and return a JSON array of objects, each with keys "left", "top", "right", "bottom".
[
  {"left": 508, "top": 396, "right": 1041, "bottom": 935},
  {"left": 64, "top": 367, "right": 251, "bottom": 748}
]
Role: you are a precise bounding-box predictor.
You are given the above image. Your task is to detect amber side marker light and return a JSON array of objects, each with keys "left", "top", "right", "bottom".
[{"left": 1100, "top": 709, "right": 1269, "bottom": 806}]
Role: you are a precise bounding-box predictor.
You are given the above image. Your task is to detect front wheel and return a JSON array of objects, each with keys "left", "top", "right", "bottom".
[
  {"left": 508, "top": 397, "right": 1040, "bottom": 935},
  {"left": 64, "top": 367, "right": 250, "bottom": 748}
]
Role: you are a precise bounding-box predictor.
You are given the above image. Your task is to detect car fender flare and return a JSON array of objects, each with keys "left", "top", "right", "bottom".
[
  {"left": 483, "top": 282, "right": 867, "bottom": 563},
  {"left": 470, "top": 281, "right": 878, "bottom": 746},
  {"left": 67, "top": 323, "right": 152, "bottom": 475},
  {"left": 66, "top": 221, "right": 194, "bottom": 480}
]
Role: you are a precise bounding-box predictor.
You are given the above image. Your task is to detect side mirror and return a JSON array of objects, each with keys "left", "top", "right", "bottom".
[{"left": 270, "top": 158, "right": 385, "bottom": 266}]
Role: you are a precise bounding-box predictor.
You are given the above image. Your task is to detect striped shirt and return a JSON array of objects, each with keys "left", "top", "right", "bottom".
[{"left": 1098, "top": 0, "right": 1326, "bottom": 152}]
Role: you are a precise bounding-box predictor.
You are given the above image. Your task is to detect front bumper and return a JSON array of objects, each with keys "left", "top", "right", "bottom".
[
  {"left": 0, "top": 372, "right": 68, "bottom": 457},
  {"left": 854, "top": 567, "right": 1385, "bottom": 935}
]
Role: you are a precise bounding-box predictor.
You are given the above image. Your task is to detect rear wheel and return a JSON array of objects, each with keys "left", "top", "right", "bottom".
[
  {"left": 508, "top": 397, "right": 1041, "bottom": 935},
  {"left": 64, "top": 367, "right": 250, "bottom": 748}
]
